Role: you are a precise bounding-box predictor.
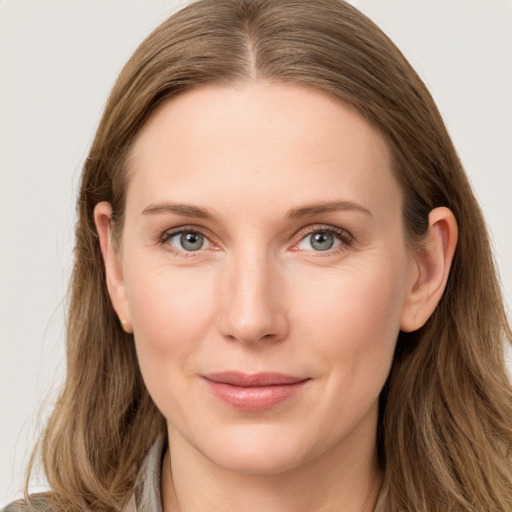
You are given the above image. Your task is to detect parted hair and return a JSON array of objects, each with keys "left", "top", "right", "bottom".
[{"left": 25, "top": 1, "right": 512, "bottom": 511}]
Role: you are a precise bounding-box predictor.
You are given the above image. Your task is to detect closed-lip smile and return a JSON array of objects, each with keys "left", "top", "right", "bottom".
[{"left": 202, "top": 372, "right": 310, "bottom": 411}]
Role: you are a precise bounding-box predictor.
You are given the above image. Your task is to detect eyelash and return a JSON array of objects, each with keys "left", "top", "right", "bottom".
[
  {"left": 158, "top": 224, "right": 354, "bottom": 256},
  {"left": 293, "top": 225, "right": 354, "bottom": 255},
  {"left": 158, "top": 226, "right": 216, "bottom": 257}
]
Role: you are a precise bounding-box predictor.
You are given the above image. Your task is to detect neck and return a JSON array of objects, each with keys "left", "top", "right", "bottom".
[{"left": 161, "top": 422, "right": 382, "bottom": 512}]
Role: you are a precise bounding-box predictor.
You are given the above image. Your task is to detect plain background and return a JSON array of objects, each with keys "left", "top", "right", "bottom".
[{"left": 1, "top": 0, "right": 511, "bottom": 506}]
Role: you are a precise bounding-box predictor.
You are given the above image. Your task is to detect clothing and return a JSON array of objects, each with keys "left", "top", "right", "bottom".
[
  {"left": 0, "top": 439, "right": 164, "bottom": 512},
  {"left": 130, "top": 435, "right": 165, "bottom": 512},
  {"left": 3, "top": 437, "right": 384, "bottom": 511}
]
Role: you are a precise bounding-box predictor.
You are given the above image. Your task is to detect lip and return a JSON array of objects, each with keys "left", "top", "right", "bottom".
[{"left": 202, "top": 372, "right": 310, "bottom": 411}]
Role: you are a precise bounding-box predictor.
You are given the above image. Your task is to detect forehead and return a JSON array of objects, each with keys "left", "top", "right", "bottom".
[{"left": 126, "top": 81, "right": 401, "bottom": 219}]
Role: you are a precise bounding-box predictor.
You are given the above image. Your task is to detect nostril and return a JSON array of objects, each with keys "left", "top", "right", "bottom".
[{"left": 219, "top": 311, "right": 289, "bottom": 345}]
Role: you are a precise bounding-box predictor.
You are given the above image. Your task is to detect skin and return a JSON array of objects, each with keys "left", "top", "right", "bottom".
[{"left": 95, "top": 82, "right": 457, "bottom": 512}]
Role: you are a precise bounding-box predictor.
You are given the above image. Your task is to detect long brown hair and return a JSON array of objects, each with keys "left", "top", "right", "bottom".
[{"left": 27, "top": 1, "right": 512, "bottom": 510}]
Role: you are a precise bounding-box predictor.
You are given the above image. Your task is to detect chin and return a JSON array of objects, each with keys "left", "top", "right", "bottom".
[
  {"left": 210, "top": 447, "right": 308, "bottom": 476},
  {"left": 195, "top": 425, "right": 320, "bottom": 476}
]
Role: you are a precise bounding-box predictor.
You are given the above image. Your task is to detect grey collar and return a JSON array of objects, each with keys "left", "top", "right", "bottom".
[{"left": 131, "top": 436, "right": 165, "bottom": 512}]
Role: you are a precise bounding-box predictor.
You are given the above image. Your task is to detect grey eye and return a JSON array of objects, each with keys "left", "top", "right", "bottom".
[
  {"left": 181, "top": 232, "right": 204, "bottom": 251},
  {"left": 310, "top": 232, "right": 335, "bottom": 251},
  {"left": 297, "top": 230, "right": 343, "bottom": 252},
  {"left": 168, "top": 231, "right": 210, "bottom": 251}
]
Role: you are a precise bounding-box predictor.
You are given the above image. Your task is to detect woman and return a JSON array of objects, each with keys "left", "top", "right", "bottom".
[{"left": 4, "top": 0, "right": 512, "bottom": 511}]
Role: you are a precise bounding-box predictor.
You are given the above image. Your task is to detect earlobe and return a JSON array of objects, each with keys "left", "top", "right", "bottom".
[
  {"left": 400, "top": 207, "right": 458, "bottom": 332},
  {"left": 93, "top": 202, "right": 133, "bottom": 333}
]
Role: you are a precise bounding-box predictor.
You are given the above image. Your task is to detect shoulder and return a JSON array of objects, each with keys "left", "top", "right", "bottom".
[
  {"left": 1, "top": 494, "right": 54, "bottom": 512},
  {"left": 1, "top": 503, "right": 23, "bottom": 512}
]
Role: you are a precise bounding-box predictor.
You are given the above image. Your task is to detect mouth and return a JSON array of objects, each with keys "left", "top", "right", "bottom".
[{"left": 202, "top": 372, "right": 310, "bottom": 411}]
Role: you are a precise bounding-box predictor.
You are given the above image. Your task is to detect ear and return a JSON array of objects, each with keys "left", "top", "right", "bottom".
[
  {"left": 400, "top": 207, "right": 458, "bottom": 332},
  {"left": 94, "top": 201, "right": 133, "bottom": 333}
]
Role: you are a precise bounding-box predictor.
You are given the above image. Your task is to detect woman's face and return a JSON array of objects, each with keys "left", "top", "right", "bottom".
[{"left": 108, "top": 82, "right": 418, "bottom": 474}]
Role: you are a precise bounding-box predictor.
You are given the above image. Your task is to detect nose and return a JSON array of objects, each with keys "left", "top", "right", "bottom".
[{"left": 218, "top": 250, "right": 289, "bottom": 345}]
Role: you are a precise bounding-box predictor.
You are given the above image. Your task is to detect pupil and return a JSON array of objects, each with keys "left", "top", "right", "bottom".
[
  {"left": 181, "top": 232, "right": 203, "bottom": 251},
  {"left": 311, "top": 232, "right": 334, "bottom": 251}
]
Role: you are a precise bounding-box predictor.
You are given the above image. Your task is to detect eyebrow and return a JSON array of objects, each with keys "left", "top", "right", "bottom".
[
  {"left": 141, "top": 200, "right": 372, "bottom": 220},
  {"left": 141, "top": 202, "right": 216, "bottom": 219},
  {"left": 286, "top": 201, "right": 372, "bottom": 219}
]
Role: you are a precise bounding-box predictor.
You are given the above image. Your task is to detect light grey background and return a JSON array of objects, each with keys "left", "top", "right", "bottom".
[{"left": 1, "top": 0, "right": 511, "bottom": 506}]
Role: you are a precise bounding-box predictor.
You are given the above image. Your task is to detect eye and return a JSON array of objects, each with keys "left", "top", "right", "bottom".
[
  {"left": 166, "top": 230, "right": 213, "bottom": 252},
  {"left": 296, "top": 228, "right": 349, "bottom": 252}
]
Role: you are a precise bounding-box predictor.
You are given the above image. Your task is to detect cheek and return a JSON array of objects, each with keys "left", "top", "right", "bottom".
[
  {"left": 127, "top": 263, "right": 216, "bottom": 342},
  {"left": 123, "top": 260, "right": 219, "bottom": 402},
  {"left": 294, "top": 254, "right": 408, "bottom": 374},
  {"left": 287, "top": 256, "right": 408, "bottom": 442},
  {"left": 124, "top": 264, "right": 222, "bottom": 426}
]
